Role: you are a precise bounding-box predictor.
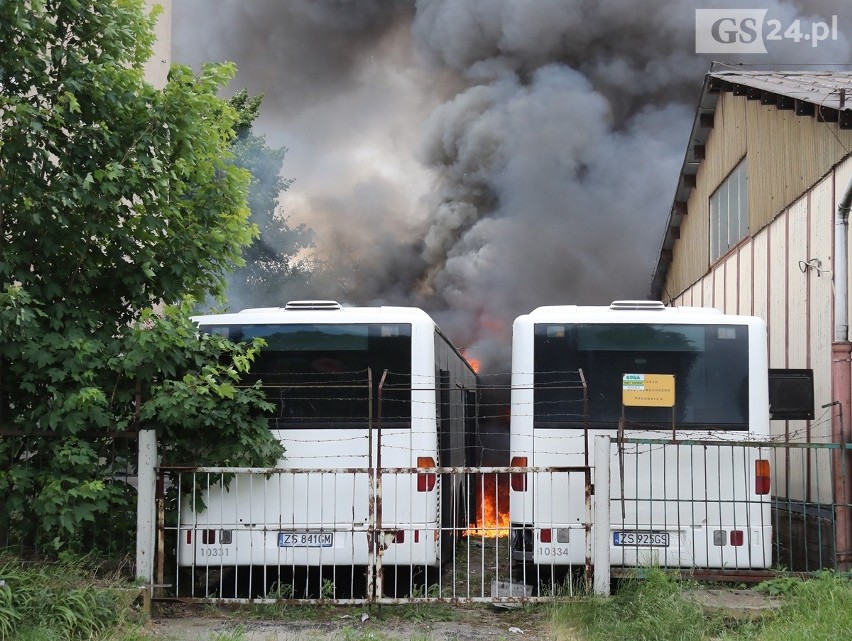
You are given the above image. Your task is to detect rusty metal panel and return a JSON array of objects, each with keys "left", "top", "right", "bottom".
[
  {"left": 158, "top": 466, "right": 592, "bottom": 605},
  {"left": 152, "top": 444, "right": 852, "bottom": 606}
]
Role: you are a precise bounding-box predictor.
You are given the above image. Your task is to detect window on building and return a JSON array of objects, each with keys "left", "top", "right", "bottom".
[{"left": 710, "top": 158, "right": 748, "bottom": 262}]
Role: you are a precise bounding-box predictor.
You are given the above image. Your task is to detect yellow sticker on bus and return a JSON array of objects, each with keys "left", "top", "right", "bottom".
[{"left": 622, "top": 373, "right": 675, "bottom": 407}]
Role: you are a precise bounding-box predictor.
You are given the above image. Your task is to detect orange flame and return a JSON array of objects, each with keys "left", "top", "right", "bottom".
[
  {"left": 461, "top": 349, "right": 481, "bottom": 374},
  {"left": 464, "top": 474, "right": 510, "bottom": 538}
]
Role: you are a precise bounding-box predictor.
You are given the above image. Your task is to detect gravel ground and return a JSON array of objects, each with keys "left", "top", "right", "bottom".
[{"left": 148, "top": 605, "right": 560, "bottom": 640}]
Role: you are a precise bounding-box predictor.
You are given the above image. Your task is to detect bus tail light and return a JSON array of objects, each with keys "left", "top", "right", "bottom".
[
  {"left": 755, "top": 459, "right": 771, "bottom": 495},
  {"left": 417, "top": 457, "right": 437, "bottom": 492},
  {"left": 540, "top": 528, "right": 552, "bottom": 543},
  {"left": 511, "top": 456, "right": 528, "bottom": 491},
  {"left": 189, "top": 529, "right": 232, "bottom": 545}
]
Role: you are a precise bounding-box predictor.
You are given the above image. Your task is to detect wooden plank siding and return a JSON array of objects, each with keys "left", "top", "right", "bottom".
[
  {"left": 665, "top": 91, "right": 852, "bottom": 299},
  {"left": 752, "top": 231, "right": 769, "bottom": 328},
  {"left": 768, "top": 219, "right": 788, "bottom": 371},
  {"left": 738, "top": 242, "right": 753, "bottom": 316},
  {"left": 669, "top": 158, "right": 852, "bottom": 502},
  {"left": 786, "top": 199, "right": 813, "bottom": 500}
]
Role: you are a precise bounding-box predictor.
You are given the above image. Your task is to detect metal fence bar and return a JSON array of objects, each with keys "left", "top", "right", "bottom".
[
  {"left": 614, "top": 437, "right": 852, "bottom": 579},
  {"left": 593, "top": 435, "right": 611, "bottom": 595},
  {"left": 136, "top": 428, "right": 157, "bottom": 589},
  {"left": 158, "top": 464, "right": 590, "bottom": 605},
  {"left": 149, "top": 438, "right": 852, "bottom": 606}
]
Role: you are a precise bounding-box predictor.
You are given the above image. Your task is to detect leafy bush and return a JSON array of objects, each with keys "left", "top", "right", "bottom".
[{"left": 0, "top": 0, "right": 283, "bottom": 557}]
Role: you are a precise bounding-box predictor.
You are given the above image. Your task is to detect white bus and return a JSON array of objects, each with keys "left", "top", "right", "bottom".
[
  {"left": 176, "top": 301, "right": 477, "bottom": 588},
  {"left": 509, "top": 301, "right": 772, "bottom": 571}
]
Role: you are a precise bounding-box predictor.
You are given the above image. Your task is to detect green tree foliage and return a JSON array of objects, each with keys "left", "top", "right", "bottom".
[
  {"left": 227, "top": 90, "right": 315, "bottom": 306},
  {"left": 0, "top": 0, "right": 283, "bottom": 555}
]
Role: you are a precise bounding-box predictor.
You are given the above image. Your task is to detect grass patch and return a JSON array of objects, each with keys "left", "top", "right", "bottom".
[
  {"left": 737, "top": 572, "right": 852, "bottom": 641},
  {"left": 552, "top": 568, "right": 714, "bottom": 641},
  {"left": 550, "top": 568, "right": 852, "bottom": 641},
  {"left": 0, "top": 555, "right": 147, "bottom": 641}
]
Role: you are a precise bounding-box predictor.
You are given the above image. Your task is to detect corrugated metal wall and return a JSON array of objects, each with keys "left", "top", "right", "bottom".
[
  {"left": 666, "top": 92, "right": 852, "bottom": 298},
  {"left": 669, "top": 164, "right": 849, "bottom": 503}
]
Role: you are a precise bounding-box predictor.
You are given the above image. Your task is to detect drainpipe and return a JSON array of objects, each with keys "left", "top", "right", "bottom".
[{"left": 832, "top": 176, "right": 852, "bottom": 571}]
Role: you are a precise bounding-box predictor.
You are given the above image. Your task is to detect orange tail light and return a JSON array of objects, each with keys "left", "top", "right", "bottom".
[
  {"left": 417, "top": 456, "right": 437, "bottom": 492},
  {"left": 510, "top": 456, "right": 528, "bottom": 492},
  {"left": 755, "top": 459, "right": 771, "bottom": 495}
]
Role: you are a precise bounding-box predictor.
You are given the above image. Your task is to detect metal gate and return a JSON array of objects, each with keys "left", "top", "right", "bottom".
[{"left": 154, "top": 464, "right": 593, "bottom": 605}]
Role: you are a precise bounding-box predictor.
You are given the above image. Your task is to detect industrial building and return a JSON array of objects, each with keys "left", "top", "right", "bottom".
[{"left": 650, "top": 65, "right": 852, "bottom": 570}]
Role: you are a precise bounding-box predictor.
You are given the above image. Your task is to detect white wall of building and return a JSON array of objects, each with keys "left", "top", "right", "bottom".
[
  {"left": 144, "top": 0, "right": 171, "bottom": 89},
  {"left": 671, "top": 157, "right": 852, "bottom": 503}
]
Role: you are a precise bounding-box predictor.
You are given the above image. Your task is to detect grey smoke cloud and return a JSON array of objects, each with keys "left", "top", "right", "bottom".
[{"left": 172, "top": 0, "right": 852, "bottom": 373}]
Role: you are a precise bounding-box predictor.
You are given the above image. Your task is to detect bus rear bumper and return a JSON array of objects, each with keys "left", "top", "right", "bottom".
[{"left": 510, "top": 522, "right": 773, "bottom": 569}]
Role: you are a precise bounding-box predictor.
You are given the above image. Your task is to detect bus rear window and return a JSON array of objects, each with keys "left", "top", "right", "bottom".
[
  {"left": 533, "top": 323, "right": 749, "bottom": 430},
  {"left": 200, "top": 323, "right": 412, "bottom": 428}
]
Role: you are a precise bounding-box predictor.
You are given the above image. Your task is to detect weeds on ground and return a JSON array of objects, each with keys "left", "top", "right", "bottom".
[
  {"left": 734, "top": 571, "right": 852, "bottom": 641},
  {"left": 550, "top": 568, "right": 720, "bottom": 641},
  {"left": 208, "top": 625, "right": 247, "bottom": 641},
  {"left": 375, "top": 602, "right": 456, "bottom": 623},
  {"left": 226, "top": 580, "right": 341, "bottom": 621},
  {"left": 0, "top": 554, "right": 146, "bottom": 641},
  {"left": 551, "top": 568, "right": 852, "bottom": 641}
]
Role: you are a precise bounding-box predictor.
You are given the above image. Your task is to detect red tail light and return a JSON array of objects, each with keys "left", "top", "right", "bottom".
[
  {"left": 730, "top": 530, "right": 744, "bottom": 546},
  {"left": 417, "top": 456, "right": 436, "bottom": 492},
  {"left": 755, "top": 459, "right": 770, "bottom": 495},
  {"left": 540, "top": 528, "right": 552, "bottom": 543},
  {"left": 510, "top": 456, "right": 528, "bottom": 491}
]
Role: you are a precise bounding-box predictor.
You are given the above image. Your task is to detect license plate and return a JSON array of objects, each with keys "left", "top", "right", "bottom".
[
  {"left": 278, "top": 532, "right": 334, "bottom": 547},
  {"left": 613, "top": 531, "right": 670, "bottom": 547}
]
